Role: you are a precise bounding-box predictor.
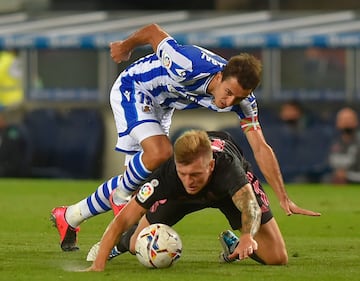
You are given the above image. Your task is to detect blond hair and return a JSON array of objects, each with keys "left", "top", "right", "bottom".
[{"left": 174, "top": 130, "right": 212, "bottom": 165}]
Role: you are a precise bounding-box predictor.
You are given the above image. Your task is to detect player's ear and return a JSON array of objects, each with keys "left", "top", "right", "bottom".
[{"left": 209, "top": 158, "right": 215, "bottom": 172}]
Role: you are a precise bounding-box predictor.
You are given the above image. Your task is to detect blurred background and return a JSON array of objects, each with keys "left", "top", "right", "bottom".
[{"left": 0, "top": 0, "right": 359, "bottom": 184}]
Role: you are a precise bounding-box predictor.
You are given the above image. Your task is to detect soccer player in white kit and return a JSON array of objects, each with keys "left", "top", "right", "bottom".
[{"left": 51, "top": 24, "right": 319, "bottom": 251}]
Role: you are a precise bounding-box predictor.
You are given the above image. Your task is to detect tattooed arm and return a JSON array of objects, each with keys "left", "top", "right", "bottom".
[{"left": 229, "top": 183, "right": 261, "bottom": 260}]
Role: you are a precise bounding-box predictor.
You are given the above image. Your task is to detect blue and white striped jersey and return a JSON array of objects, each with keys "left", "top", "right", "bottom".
[{"left": 116, "top": 37, "right": 260, "bottom": 132}]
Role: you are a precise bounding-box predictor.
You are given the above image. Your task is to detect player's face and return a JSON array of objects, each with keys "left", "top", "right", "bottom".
[
  {"left": 175, "top": 156, "right": 215, "bottom": 195},
  {"left": 211, "top": 75, "right": 252, "bottom": 108}
]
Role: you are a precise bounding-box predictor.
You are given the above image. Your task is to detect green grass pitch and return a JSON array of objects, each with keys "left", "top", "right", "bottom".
[{"left": 0, "top": 179, "right": 359, "bottom": 281}]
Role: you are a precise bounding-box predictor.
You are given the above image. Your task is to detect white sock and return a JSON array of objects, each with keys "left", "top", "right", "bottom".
[
  {"left": 64, "top": 175, "right": 122, "bottom": 227},
  {"left": 113, "top": 152, "right": 151, "bottom": 205}
]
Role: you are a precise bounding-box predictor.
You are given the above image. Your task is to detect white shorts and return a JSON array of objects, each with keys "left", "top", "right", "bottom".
[{"left": 110, "top": 78, "right": 175, "bottom": 156}]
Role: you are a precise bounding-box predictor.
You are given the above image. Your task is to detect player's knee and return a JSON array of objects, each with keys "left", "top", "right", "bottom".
[
  {"left": 280, "top": 249, "right": 288, "bottom": 265},
  {"left": 144, "top": 144, "right": 173, "bottom": 169},
  {"left": 266, "top": 248, "right": 288, "bottom": 265},
  {"left": 157, "top": 144, "right": 173, "bottom": 161},
  {"left": 149, "top": 145, "right": 173, "bottom": 166}
]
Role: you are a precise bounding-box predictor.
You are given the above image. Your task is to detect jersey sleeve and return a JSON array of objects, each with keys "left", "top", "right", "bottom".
[
  {"left": 156, "top": 37, "right": 225, "bottom": 83},
  {"left": 228, "top": 163, "right": 249, "bottom": 197},
  {"left": 134, "top": 160, "right": 173, "bottom": 209}
]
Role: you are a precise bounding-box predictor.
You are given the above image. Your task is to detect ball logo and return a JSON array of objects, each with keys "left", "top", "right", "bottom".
[{"left": 137, "top": 182, "right": 155, "bottom": 203}]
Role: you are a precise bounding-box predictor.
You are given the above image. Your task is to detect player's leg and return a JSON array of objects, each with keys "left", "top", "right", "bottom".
[
  {"left": 253, "top": 217, "right": 288, "bottom": 265},
  {"left": 111, "top": 133, "right": 173, "bottom": 207},
  {"left": 247, "top": 171, "right": 287, "bottom": 264},
  {"left": 110, "top": 93, "right": 174, "bottom": 208},
  {"left": 218, "top": 213, "right": 287, "bottom": 265},
  {"left": 219, "top": 171, "right": 287, "bottom": 264},
  {"left": 128, "top": 215, "right": 151, "bottom": 253},
  {"left": 66, "top": 175, "right": 123, "bottom": 226},
  {"left": 53, "top": 126, "right": 172, "bottom": 250},
  {"left": 51, "top": 175, "right": 122, "bottom": 251}
]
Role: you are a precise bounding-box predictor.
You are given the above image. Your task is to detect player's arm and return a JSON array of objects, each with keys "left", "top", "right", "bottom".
[
  {"left": 85, "top": 198, "right": 147, "bottom": 272},
  {"left": 229, "top": 183, "right": 261, "bottom": 260},
  {"left": 245, "top": 129, "right": 321, "bottom": 216},
  {"left": 245, "top": 129, "right": 287, "bottom": 203},
  {"left": 110, "top": 23, "right": 169, "bottom": 63}
]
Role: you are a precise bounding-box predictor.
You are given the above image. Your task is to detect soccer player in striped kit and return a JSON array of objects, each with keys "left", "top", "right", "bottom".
[{"left": 51, "top": 24, "right": 318, "bottom": 251}]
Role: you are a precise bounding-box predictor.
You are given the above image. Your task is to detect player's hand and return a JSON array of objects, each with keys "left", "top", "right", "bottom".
[
  {"left": 77, "top": 264, "right": 104, "bottom": 272},
  {"left": 228, "top": 234, "right": 258, "bottom": 261},
  {"left": 109, "top": 41, "right": 132, "bottom": 63},
  {"left": 280, "top": 198, "right": 321, "bottom": 216}
]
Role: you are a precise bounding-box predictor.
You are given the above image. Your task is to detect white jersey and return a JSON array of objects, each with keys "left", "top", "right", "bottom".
[{"left": 110, "top": 37, "right": 260, "bottom": 154}]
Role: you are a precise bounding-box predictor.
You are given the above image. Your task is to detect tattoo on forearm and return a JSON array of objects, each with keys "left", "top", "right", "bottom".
[{"left": 232, "top": 184, "right": 261, "bottom": 237}]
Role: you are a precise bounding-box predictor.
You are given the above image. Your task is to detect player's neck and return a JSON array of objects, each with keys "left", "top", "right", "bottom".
[{"left": 207, "top": 72, "right": 221, "bottom": 95}]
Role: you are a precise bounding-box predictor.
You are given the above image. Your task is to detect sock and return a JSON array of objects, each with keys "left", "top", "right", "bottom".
[
  {"left": 113, "top": 151, "right": 151, "bottom": 205},
  {"left": 65, "top": 175, "right": 121, "bottom": 227},
  {"left": 116, "top": 224, "right": 138, "bottom": 253}
]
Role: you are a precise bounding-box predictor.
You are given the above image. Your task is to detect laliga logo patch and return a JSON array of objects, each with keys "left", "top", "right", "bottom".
[
  {"left": 162, "top": 53, "right": 172, "bottom": 68},
  {"left": 137, "top": 182, "right": 155, "bottom": 203}
]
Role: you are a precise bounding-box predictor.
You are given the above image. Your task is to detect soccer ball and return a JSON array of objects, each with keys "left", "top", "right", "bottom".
[{"left": 135, "top": 223, "right": 182, "bottom": 268}]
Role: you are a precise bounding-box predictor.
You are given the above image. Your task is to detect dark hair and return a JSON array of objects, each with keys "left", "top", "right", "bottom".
[{"left": 222, "top": 53, "right": 262, "bottom": 90}]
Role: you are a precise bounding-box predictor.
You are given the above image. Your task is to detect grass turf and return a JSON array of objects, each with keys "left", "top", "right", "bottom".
[{"left": 0, "top": 179, "right": 359, "bottom": 281}]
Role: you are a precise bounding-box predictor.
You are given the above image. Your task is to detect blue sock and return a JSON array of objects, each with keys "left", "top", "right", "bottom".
[
  {"left": 122, "top": 151, "right": 152, "bottom": 193},
  {"left": 86, "top": 175, "right": 121, "bottom": 214},
  {"left": 112, "top": 152, "right": 151, "bottom": 205},
  {"left": 65, "top": 175, "right": 121, "bottom": 227}
]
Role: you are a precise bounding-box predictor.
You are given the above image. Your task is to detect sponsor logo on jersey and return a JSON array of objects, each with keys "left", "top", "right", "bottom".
[
  {"left": 200, "top": 51, "right": 224, "bottom": 67},
  {"left": 137, "top": 182, "right": 155, "bottom": 203},
  {"left": 123, "top": 90, "right": 131, "bottom": 102}
]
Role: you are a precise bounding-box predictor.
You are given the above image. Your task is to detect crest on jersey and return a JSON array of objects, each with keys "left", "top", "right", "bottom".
[
  {"left": 142, "top": 105, "right": 152, "bottom": 113},
  {"left": 162, "top": 53, "right": 172, "bottom": 68}
]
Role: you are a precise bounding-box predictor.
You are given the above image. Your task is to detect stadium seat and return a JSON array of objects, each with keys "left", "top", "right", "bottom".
[
  {"left": 295, "top": 125, "right": 334, "bottom": 182},
  {"left": 0, "top": 123, "right": 31, "bottom": 177},
  {"left": 55, "top": 108, "right": 104, "bottom": 179},
  {"left": 24, "top": 108, "right": 104, "bottom": 179},
  {"left": 23, "top": 108, "right": 64, "bottom": 178},
  {"left": 222, "top": 122, "right": 334, "bottom": 183}
]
